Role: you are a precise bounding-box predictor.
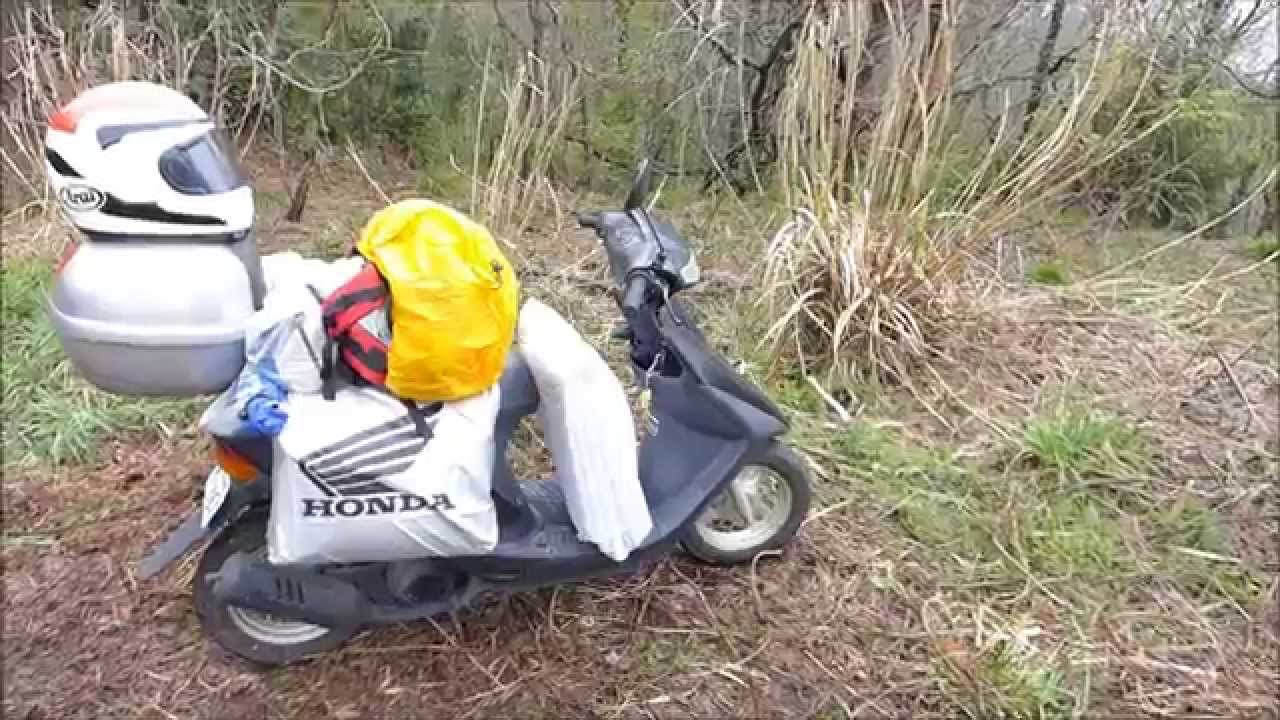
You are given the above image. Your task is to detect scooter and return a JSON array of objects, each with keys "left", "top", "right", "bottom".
[{"left": 139, "top": 160, "right": 812, "bottom": 666}]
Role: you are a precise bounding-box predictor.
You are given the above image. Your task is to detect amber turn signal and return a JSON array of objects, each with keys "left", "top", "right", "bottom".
[{"left": 213, "top": 443, "right": 259, "bottom": 483}]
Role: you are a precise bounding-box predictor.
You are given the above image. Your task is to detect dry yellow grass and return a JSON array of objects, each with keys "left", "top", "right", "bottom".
[{"left": 760, "top": 1, "right": 1186, "bottom": 385}]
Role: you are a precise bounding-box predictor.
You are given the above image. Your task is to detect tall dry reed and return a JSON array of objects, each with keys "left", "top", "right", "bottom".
[{"left": 761, "top": 0, "right": 1173, "bottom": 382}]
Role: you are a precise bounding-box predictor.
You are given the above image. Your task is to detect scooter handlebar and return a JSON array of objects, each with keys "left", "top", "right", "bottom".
[
  {"left": 620, "top": 273, "right": 648, "bottom": 323},
  {"left": 575, "top": 211, "right": 602, "bottom": 230}
]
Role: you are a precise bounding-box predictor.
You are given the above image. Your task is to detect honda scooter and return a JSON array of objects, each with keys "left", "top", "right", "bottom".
[{"left": 139, "top": 160, "right": 813, "bottom": 666}]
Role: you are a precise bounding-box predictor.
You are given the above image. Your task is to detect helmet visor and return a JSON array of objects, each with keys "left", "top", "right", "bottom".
[{"left": 158, "top": 130, "right": 247, "bottom": 195}]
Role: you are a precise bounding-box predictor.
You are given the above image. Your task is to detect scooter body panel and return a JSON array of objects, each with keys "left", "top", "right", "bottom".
[
  {"left": 488, "top": 352, "right": 542, "bottom": 541},
  {"left": 167, "top": 309, "right": 793, "bottom": 628}
]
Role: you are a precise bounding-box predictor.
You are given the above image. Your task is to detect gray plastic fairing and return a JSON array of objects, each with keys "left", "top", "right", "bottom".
[{"left": 490, "top": 351, "right": 541, "bottom": 541}]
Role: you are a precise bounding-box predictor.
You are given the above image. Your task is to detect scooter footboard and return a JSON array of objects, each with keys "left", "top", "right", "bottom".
[{"left": 638, "top": 365, "right": 783, "bottom": 539}]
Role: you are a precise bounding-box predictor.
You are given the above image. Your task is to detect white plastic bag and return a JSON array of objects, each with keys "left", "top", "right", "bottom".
[
  {"left": 255, "top": 252, "right": 368, "bottom": 393},
  {"left": 199, "top": 262, "right": 341, "bottom": 433},
  {"left": 243, "top": 283, "right": 326, "bottom": 393},
  {"left": 260, "top": 251, "right": 365, "bottom": 297},
  {"left": 517, "top": 299, "right": 651, "bottom": 562},
  {"left": 267, "top": 385, "right": 500, "bottom": 564}
]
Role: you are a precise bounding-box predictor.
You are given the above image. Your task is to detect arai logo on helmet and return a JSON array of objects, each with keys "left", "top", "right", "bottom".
[{"left": 60, "top": 184, "right": 106, "bottom": 212}]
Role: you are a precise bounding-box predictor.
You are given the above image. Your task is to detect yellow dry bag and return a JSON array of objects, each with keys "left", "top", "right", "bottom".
[{"left": 355, "top": 199, "right": 519, "bottom": 401}]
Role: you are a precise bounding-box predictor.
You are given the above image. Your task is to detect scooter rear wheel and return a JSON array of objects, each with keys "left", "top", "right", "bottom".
[
  {"left": 682, "top": 443, "right": 811, "bottom": 566},
  {"left": 193, "top": 509, "right": 358, "bottom": 667}
]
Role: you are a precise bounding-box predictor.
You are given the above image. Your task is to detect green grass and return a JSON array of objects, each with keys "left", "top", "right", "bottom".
[
  {"left": 833, "top": 423, "right": 997, "bottom": 557},
  {"left": 771, "top": 376, "right": 825, "bottom": 418},
  {"left": 830, "top": 409, "right": 1261, "bottom": 606},
  {"left": 934, "top": 638, "right": 1074, "bottom": 720},
  {"left": 305, "top": 212, "right": 368, "bottom": 259},
  {"left": 1148, "top": 494, "right": 1265, "bottom": 606},
  {"left": 631, "top": 636, "right": 708, "bottom": 676},
  {"left": 2, "top": 258, "right": 197, "bottom": 468},
  {"left": 255, "top": 189, "right": 290, "bottom": 211},
  {"left": 829, "top": 422, "right": 1264, "bottom": 720},
  {"left": 1019, "top": 494, "right": 1131, "bottom": 581},
  {"left": 1053, "top": 206, "right": 1092, "bottom": 228},
  {"left": 1152, "top": 495, "right": 1229, "bottom": 554},
  {"left": 1027, "top": 260, "right": 1069, "bottom": 286},
  {"left": 1244, "top": 235, "right": 1280, "bottom": 263},
  {"left": 1022, "top": 407, "right": 1149, "bottom": 479}
]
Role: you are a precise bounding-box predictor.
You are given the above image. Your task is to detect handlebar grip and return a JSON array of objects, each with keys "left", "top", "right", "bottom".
[
  {"left": 621, "top": 273, "right": 648, "bottom": 321},
  {"left": 575, "top": 211, "right": 601, "bottom": 230}
]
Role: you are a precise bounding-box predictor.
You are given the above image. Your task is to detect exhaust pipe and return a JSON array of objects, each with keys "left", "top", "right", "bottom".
[{"left": 209, "top": 553, "right": 367, "bottom": 627}]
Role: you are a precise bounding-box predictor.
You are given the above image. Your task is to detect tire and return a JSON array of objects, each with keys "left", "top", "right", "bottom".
[
  {"left": 682, "top": 443, "right": 812, "bottom": 566},
  {"left": 193, "top": 509, "right": 359, "bottom": 667}
]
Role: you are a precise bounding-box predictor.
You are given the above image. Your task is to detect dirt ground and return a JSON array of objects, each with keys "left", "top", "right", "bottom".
[
  {"left": 1, "top": 445, "right": 921, "bottom": 719},
  {"left": 4, "top": 151, "right": 1277, "bottom": 719},
  {"left": 4, "top": 421, "right": 1275, "bottom": 719}
]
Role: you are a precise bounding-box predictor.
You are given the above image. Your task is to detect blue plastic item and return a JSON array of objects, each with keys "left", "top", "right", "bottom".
[
  {"left": 242, "top": 396, "right": 288, "bottom": 436},
  {"left": 201, "top": 322, "right": 297, "bottom": 439},
  {"left": 231, "top": 356, "right": 289, "bottom": 438}
]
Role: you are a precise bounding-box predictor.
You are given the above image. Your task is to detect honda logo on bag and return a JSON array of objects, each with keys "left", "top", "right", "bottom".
[
  {"left": 293, "top": 411, "right": 452, "bottom": 520},
  {"left": 60, "top": 184, "right": 106, "bottom": 212},
  {"left": 302, "top": 492, "right": 455, "bottom": 518}
]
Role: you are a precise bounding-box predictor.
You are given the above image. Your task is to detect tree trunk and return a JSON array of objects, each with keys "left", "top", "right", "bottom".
[
  {"left": 1021, "top": 0, "right": 1067, "bottom": 141},
  {"left": 612, "top": 0, "right": 635, "bottom": 71},
  {"left": 285, "top": 155, "right": 314, "bottom": 224},
  {"left": 521, "top": 0, "right": 549, "bottom": 180}
]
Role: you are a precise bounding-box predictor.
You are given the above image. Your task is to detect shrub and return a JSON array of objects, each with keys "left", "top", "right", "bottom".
[
  {"left": 761, "top": 1, "right": 1143, "bottom": 382},
  {"left": 1083, "top": 48, "right": 1272, "bottom": 229}
]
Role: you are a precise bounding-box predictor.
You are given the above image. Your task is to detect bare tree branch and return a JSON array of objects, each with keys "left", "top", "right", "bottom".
[
  {"left": 674, "top": 0, "right": 763, "bottom": 73},
  {"left": 1221, "top": 58, "right": 1280, "bottom": 100},
  {"left": 1022, "top": 0, "right": 1069, "bottom": 140},
  {"left": 950, "top": 0, "right": 1022, "bottom": 76},
  {"left": 491, "top": 0, "right": 531, "bottom": 57}
]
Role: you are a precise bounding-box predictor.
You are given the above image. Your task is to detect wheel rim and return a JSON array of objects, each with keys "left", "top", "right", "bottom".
[
  {"left": 226, "top": 605, "right": 331, "bottom": 645},
  {"left": 223, "top": 549, "right": 329, "bottom": 646},
  {"left": 692, "top": 464, "right": 793, "bottom": 554}
]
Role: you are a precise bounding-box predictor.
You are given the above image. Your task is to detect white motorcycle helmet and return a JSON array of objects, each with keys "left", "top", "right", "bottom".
[{"left": 45, "top": 81, "right": 253, "bottom": 237}]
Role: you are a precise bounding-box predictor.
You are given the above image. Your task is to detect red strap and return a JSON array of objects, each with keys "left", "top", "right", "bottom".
[
  {"left": 322, "top": 265, "right": 388, "bottom": 335},
  {"left": 319, "top": 264, "right": 391, "bottom": 388}
]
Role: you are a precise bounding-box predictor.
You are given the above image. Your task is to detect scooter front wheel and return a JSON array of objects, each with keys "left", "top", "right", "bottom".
[
  {"left": 193, "top": 509, "right": 358, "bottom": 667},
  {"left": 682, "top": 443, "right": 812, "bottom": 566}
]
